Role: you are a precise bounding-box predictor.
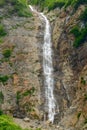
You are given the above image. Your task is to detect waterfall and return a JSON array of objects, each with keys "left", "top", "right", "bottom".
[{"left": 29, "top": 5, "right": 56, "bottom": 123}]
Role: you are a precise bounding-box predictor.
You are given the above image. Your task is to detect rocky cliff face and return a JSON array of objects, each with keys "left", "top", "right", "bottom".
[
  {"left": 0, "top": 3, "right": 87, "bottom": 130},
  {"left": 0, "top": 6, "right": 44, "bottom": 120},
  {"left": 51, "top": 5, "right": 87, "bottom": 130}
]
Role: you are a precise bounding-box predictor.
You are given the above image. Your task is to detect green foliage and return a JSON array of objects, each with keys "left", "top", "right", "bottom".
[
  {"left": 80, "top": 8, "right": 87, "bottom": 23},
  {"left": 65, "top": 0, "right": 72, "bottom": 8},
  {"left": 48, "top": 1, "right": 65, "bottom": 11},
  {"left": 74, "top": 0, "right": 87, "bottom": 10},
  {"left": 36, "top": 128, "right": 41, "bottom": 130},
  {"left": 84, "top": 118, "right": 87, "bottom": 124},
  {"left": 0, "top": 110, "right": 3, "bottom": 115},
  {"left": 81, "top": 77, "right": 86, "bottom": 85},
  {"left": 0, "top": 38, "right": 3, "bottom": 44},
  {"left": 0, "top": 91, "right": 4, "bottom": 104},
  {"left": 30, "top": 0, "right": 65, "bottom": 11},
  {"left": 0, "top": 115, "right": 28, "bottom": 130},
  {"left": 0, "top": 24, "right": 7, "bottom": 37},
  {"left": 22, "top": 87, "right": 35, "bottom": 96},
  {"left": 84, "top": 94, "right": 87, "bottom": 101},
  {"left": 77, "top": 112, "right": 81, "bottom": 119},
  {"left": 70, "top": 26, "right": 81, "bottom": 37},
  {"left": 65, "top": 0, "right": 87, "bottom": 9},
  {"left": 16, "top": 91, "right": 21, "bottom": 104},
  {"left": 0, "top": 0, "right": 32, "bottom": 17},
  {"left": 30, "top": 0, "right": 87, "bottom": 11},
  {"left": 70, "top": 25, "right": 87, "bottom": 48},
  {"left": 0, "top": 75, "right": 9, "bottom": 84},
  {"left": 14, "top": 0, "right": 32, "bottom": 17},
  {"left": 3, "top": 49, "right": 12, "bottom": 58},
  {"left": 0, "top": 0, "right": 5, "bottom": 7}
]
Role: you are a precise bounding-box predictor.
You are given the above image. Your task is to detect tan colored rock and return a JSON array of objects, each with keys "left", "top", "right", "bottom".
[{"left": 23, "top": 117, "right": 30, "bottom": 122}]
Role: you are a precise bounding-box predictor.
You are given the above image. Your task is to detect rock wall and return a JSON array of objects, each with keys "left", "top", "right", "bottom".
[
  {"left": 0, "top": 4, "right": 87, "bottom": 130},
  {"left": 0, "top": 9, "right": 44, "bottom": 119},
  {"left": 51, "top": 5, "right": 87, "bottom": 129}
]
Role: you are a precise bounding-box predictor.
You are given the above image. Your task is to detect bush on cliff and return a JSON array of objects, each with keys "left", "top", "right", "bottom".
[
  {"left": 80, "top": 8, "right": 87, "bottom": 22},
  {"left": 0, "top": 24, "right": 7, "bottom": 37},
  {"left": 70, "top": 25, "right": 87, "bottom": 48},
  {"left": 0, "top": 0, "right": 32, "bottom": 17},
  {"left": 0, "top": 115, "right": 28, "bottom": 130}
]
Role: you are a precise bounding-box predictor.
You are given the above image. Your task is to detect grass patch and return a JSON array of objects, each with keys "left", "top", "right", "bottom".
[
  {"left": 30, "top": 0, "right": 65, "bottom": 11},
  {"left": 14, "top": 0, "right": 32, "bottom": 17},
  {"left": 0, "top": 109, "right": 3, "bottom": 115},
  {"left": 0, "top": 115, "right": 28, "bottom": 130},
  {"left": 0, "top": 0, "right": 32, "bottom": 17}
]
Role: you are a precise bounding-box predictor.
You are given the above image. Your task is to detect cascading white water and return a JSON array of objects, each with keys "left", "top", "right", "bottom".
[{"left": 29, "top": 5, "right": 55, "bottom": 123}]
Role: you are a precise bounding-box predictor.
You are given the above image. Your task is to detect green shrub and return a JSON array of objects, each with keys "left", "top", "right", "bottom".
[
  {"left": 0, "top": 0, "right": 32, "bottom": 17},
  {"left": 0, "top": 75, "right": 9, "bottom": 84},
  {"left": 77, "top": 112, "right": 81, "bottom": 119},
  {"left": 30, "top": 0, "right": 65, "bottom": 11},
  {"left": 0, "top": 24, "right": 7, "bottom": 37},
  {"left": 65, "top": 0, "right": 72, "bottom": 8},
  {"left": 0, "top": 115, "right": 28, "bottom": 130},
  {"left": 81, "top": 77, "right": 86, "bottom": 85},
  {"left": 70, "top": 25, "right": 87, "bottom": 48},
  {"left": 0, "top": 109, "right": 3, "bottom": 115},
  {"left": 84, "top": 118, "right": 87, "bottom": 124},
  {"left": 70, "top": 26, "right": 81, "bottom": 37},
  {"left": 48, "top": 1, "right": 65, "bottom": 11},
  {"left": 16, "top": 91, "right": 21, "bottom": 104},
  {"left": 0, "top": 38, "right": 3, "bottom": 44},
  {"left": 23, "top": 87, "right": 35, "bottom": 96},
  {"left": 84, "top": 94, "right": 87, "bottom": 101},
  {"left": 0, "top": 91, "right": 4, "bottom": 104},
  {"left": 3, "top": 49, "right": 12, "bottom": 58},
  {"left": 79, "top": 8, "right": 87, "bottom": 22},
  {"left": 74, "top": 0, "right": 87, "bottom": 10},
  {"left": 14, "top": 0, "right": 32, "bottom": 17}
]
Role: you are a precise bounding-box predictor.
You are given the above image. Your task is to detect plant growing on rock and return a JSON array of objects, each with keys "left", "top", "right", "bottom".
[
  {"left": 0, "top": 115, "right": 28, "bottom": 130},
  {"left": 84, "top": 118, "right": 87, "bottom": 124},
  {"left": 84, "top": 94, "right": 87, "bottom": 101},
  {"left": 0, "top": 24, "right": 7, "bottom": 37},
  {"left": 22, "top": 87, "right": 35, "bottom": 96},
  {"left": 0, "top": 109, "right": 3, "bottom": 115},
  {"left": 77, "top": 112, "right": 81, "bottom": 120},
  {"left": 79, "top": 8, "right": 87, "bottom": 23},
  {"left": 14, "top": 0, "right": 32, "bottom": 17},
  {"left": 70, "top": 25, "right": 87, "bottom": 48},
  {"left": 0, "top": 75, "right": 9, "bottom": 85},
  {"left": 0, "top": 91, "right": 4, "bottom": 104},
  {"left": 3, "top": 49, "right": 12, "bottom": 58},
  {"left": 81, "top": 77, "right": 86, "bottom": 85},
  {"left": 16, "top": 91, "right": 21, "bottom": 105}
]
